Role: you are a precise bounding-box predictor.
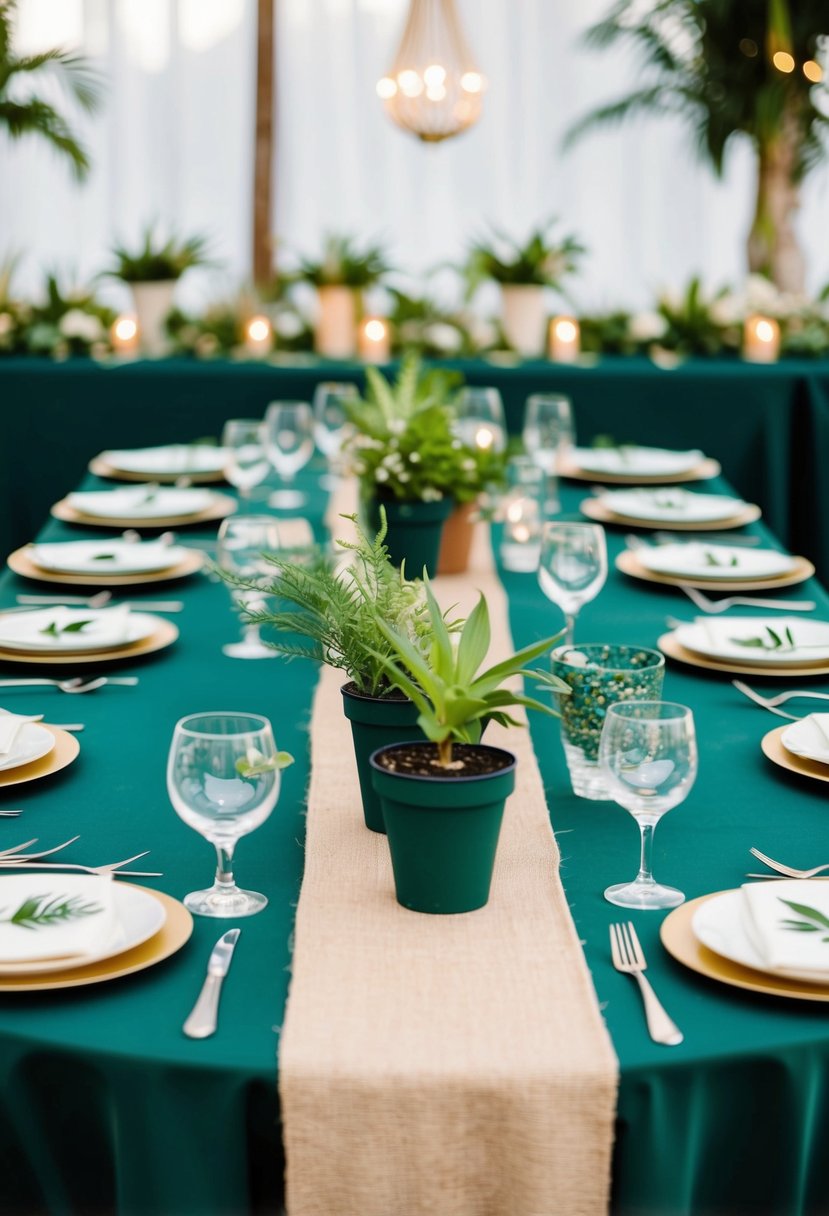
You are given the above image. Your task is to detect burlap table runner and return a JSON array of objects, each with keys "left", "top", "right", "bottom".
[{"left": 279, "top": 500, "right": 618, "bottom": 1216}]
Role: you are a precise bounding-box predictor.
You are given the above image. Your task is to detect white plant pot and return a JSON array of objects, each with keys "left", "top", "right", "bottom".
[
  {"left": 315, "top": 286, "right": 357, "bottom": 359},
  {"left": 130, "top": 280, "right": 177, "bottom": 357},
  {"left": 500, "top": 284, "right": 547, "bottom": 357}
]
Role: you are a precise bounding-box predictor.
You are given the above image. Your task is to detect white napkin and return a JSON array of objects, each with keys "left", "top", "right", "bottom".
[
  {"left": 0, "top": 712, "right": 30, "bottom": 757},
  {"left": 742, "top": 880, "right": 829, "bottom": 977},
  {"left": 782, "top": 714, "right": 829, "bottom": 764},
  {"left": 0, "top": 605, "right": 134, "bottom": 651},
  {"left": 0, "top": 874, "right": 118, "bottom": 963},
  {"left": 67, "top": 486, "right": 212, "bottom": 519}
]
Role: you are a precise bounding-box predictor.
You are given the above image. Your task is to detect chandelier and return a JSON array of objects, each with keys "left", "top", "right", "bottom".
[{"left": 376, "top": 0, "right": 486, "bottom": 144}]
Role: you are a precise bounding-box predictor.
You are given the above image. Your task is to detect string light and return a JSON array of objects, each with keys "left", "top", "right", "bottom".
[
  {"left": 772, "top": 50, "right": 795, "bottom": 73},
  {"left": 803, "top": 59, "right": 823, "bottom": 82}
]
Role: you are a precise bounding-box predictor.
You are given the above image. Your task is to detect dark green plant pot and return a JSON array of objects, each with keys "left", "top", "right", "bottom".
[
  {"left": 369, "top": 743, "right": 517, "bottom": 914},
  {"left": 367, "top": 496, "right": 454, "bottom": 578},
  {"left": 341, "top": 684, "right": 423, "bottom": 834}
]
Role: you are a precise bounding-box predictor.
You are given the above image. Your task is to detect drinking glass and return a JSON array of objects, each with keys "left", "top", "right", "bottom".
[
  {"left": 313, "top": 382, "right": 358, "bottom": 489},
  {"left": 538, "top": 522, "right": 607, "bottom": 645},
  {"left": 523, "top": 393, "right": 574, "bottom": 513},
  {"left": 216, "top": 514, "right": 281, "bottom": 659},
  {"left": 167, "top": 711, "right": 281, "bottom": 916},
  {"left": 455, "top": 386, "right": 507, "bottom": 453},
  {"left": 599, "top": 701, "right": 697, "bottom": 910},
  {"left": 264, "top": 400, "right": 314, "bottom": 508},
  {"left": 221, "top": 418, "right": 270, "bottom": 502}
]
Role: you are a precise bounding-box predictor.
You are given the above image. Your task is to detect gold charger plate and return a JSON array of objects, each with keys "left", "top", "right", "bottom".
[
  {"left": 615, "top": 549, "right": 815, "bottom": 592},
  {"left": 761, "top": 724, "right": 829, "bottom": 785},
  {"left": 660, "top": 892, "right": 829, "bottom": 1002},
  {"left": 0, "top": 725, "right": 79, "bottom": 789},
  {"left": 0, "top": 617, "right": 178, "bottom": 667},
  {"left": 0, "top": 887, "right": 193, "bottom": 991},
  {"left": 658, "top": 631, "right": 829, "bottom": 678},
  {"left": 51, "top": 494, "right": 236, "bottom": 530},
  {"left": 89, "top": 455, "right": 226, "bottom": 485},
  {"left": 561, "top": 456, "right": 721, "bottom": 485},
  {"left": 581, "top": 498, "right": 761, "bottom": 531},
  {"left": 8, "top": 546, "right": 204, "bottom": 587}
]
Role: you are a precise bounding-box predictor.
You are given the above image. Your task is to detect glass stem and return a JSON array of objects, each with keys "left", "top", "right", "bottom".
[
  {"left": 214, "top": 843, "right": 237, "bottom": 890},
  {"left": 564, "top": 612, "right": 576, "bottom": 647},
  {"left": 636, "top": 820, "right": 657, "bottom": 886}
]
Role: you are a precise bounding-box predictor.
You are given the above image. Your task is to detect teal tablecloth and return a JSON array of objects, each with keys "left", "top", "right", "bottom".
[
  {"left": 2, "top": 355, "right": 829, "bottom": 576},
  {"left": 2, "top": 460, "right": 829, "bottom": 1212}
]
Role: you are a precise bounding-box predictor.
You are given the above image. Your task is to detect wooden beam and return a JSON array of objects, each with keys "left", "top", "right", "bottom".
[{"left": 253, "top": 0, "right": 275, "bottom": 286}]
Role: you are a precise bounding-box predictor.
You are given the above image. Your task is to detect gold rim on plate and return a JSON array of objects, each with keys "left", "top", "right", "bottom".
[
  {"left": 51, "top": 494, "right": 236, "bottom": 530},
  {"left": 89, "top": 455, "right": 226, "bottom": 485},
  {"left": 615, "top": 549, "right": 815, "bottom": 592},
  {"left": 0, "top": 725, "right": 79, "bottom": 789},
  {"left": 660, "top": 891, "right": 829, "bottom": 1002},
  {"left": 561, "top": 456, "right": 721, "bottom": 485},
  {"left": 0, "top": 617, "right": 178, "bottom": 667},
  {"left": 0, "top": 887, "right": 193, "bottom": 991},
  {"left": 658, "top": 631, "right": 829, "bottom": 678},
  {"left": 581, "top": 498, "right": 762, "bottom": 531},
  {"left": 761, "top": 724, "right": 829, "bottom": 784},
  {"left": 8, "top": 546, "right": 204, "bottom": 587}
]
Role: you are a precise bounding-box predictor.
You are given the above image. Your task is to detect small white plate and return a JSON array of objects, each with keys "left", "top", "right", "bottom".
[
  {"left": 101, "top": 445, "right": 228, "bottom": 476},
  {"left": 0, "top": 884, "right": 168, "bottom": 975},
  {"left": 0, "top": 608, "right": 159, "bottom": 654},
  {"left": 0, "top": 711, "right": 55, "bottom": 773},
  {"left": 67, "top": 487, "right": 214, "bottom": 521},
  {"left": 27, "top": 540, "right": 186, "bottom": 576},
  {"left": 599, "top": 488, "right": 747, "bottom": 523},
  {"left": 571, "top": 446, "right": 704, "bottom": 477},
  {"left": 692, "top": 888, "right": 829, "bottom": 985},
  {"left": 673, "top": 617, "right": 829, "bottom": 667},
  {"left": 638, "top": 543, "right": 796, "bottom": 582},
  {"left": 781, "top": 715, "right": 829, "bottom": 766}
]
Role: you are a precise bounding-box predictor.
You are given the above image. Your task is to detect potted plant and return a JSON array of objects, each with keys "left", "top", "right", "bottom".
[
  {"left": 108, "top": 226, "right": 213, "bottom": 356},
  {"left": 289, "top": 233, "right": 389, "bottom": 358},
  {"left": 463, "top": 217, "right": 584, "bottom": 356},
  {"left": 229, "top": 511, "right": 461, "bottom": 833},
  {"left": 369, "top": 583, "right": 568, "bottom": 914}
]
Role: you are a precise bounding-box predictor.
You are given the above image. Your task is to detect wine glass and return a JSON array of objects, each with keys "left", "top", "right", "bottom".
[
  {"left": 599, "top": 701, "right": 697, "bottom": 910},
  {"left": 264, "top": 400, "right": 314, "bottom": 508},
  {"left": 313, "top": 382, "right": 358, "bottom": 489},
  {"left": 167, "top": 711, "right": 282, "bottom": 916},
  {"left": 455, "top": 387, "right": 507, "bottom": 453},
  {"left": 522, "top": 393, "right": 574, "bottom": 513},
  {"left": 537, "top": 522, "right": 607, "bottom": 645},
  {"left": 221, "top": 419, "right": 270, "bottom": 503},
  {"left": 216, "top": 514, "right": 281, "bottom": 659}
]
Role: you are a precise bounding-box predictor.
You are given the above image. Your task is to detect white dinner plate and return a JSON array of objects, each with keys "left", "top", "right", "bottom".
[
  {"left": 781, "top": 715, "right": 829, "bottom": 766},
  {"left": 66, "top": 486, "right": 214, "bottom": 521},
  {"left": 27, "top": 540, "right": 187, "bottom": 576},
  {"left": 101, "top": 445, "right": 228, "bottom": 476},
  {"left": 637, "top": 543, "right": 797, "bottom": 581},
  {"left": 598, "top": 488, "right": 747, "bottom": 523},
  {"left": 0, "top": 711, "right": 55, "bottom": 773},
  {"left": 692, "top": 888, "right": 829, "bottom": 985},
  {"left": 570, "top": 446, "right": 704, "bottom": 477},
  {"left": 673, "top": 616, "right": 829, "bottom": 667},
  {"left": 0, "top": 608, "right": 159, "bottom": 654},
  {"left": 0, "top": 884, "right": 168, "bottom": 975}
]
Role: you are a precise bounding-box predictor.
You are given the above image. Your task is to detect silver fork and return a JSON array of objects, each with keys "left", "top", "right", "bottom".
[
  {"left": 681, "top": 585, "right": 816, "bottom": 614},
  {"left": 0, "top": 677, "right": 138, "bottom": 693},
  {"left": 654, "top": 531, "right": 762, "bottom": 547},
  {"left": 732, "top": 680, "right": 829, "bottom": 720},
  {"left": 609, "top": 922, "right": 683, "bottom": 1045},
  {"left": 15, "top": 594, "right": 184, "bottom": 612},
  {"left": 749, "top": 847, "right": 829, "bottom": 880}
]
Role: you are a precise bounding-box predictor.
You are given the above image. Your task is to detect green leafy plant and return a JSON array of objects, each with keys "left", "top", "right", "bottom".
[
  {"left": 703, "top": 550, "right": 739, "bottom": 568},
  {"left": 40, "top": 618, "right": 92, "bottom": 638},
  {"left": 288, "top": 233, "right": 390, "bottom": 289},
  {"left": 656, "top": 277, "right": 740, "bottom": 357},
  {"left": 23, "top": 271, "right": 114, "bottom": 359},
  {"left": 108, "top": 226, "right": 213, "bottom": 283},
  {"left": 463, "top": 216, "right": 585, "bottom": 295},
  {"left": 387, "top": 287, "right": 476, "bottom": 357},
  {"left": 779, "top": 898, "right": 829, "bottom": 940},
  {"left": 372, "top": 580, "right": 569, "bottom": 768},
  {"left": 730, "top": 624, "right": 795, "bottom": 652},
  {"left": 235, "top": 747, "right": 294, "bottom": 778},
  {"left": 2, "top": 893, "right": 102, "bottom": 930}
]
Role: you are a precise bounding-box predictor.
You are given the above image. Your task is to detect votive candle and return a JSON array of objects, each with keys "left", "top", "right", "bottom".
[
  {"left": 358, "top": 317, "right": 391, "bottom": 362},
  {"left": 549, "top": 315, "right": 581, "bottom": 363},
  {"left": 245, "top": 315, "right": 273, "bottom": 357},
  {"left": 111, "top": 315, "right": 139, "bottom": 357},
  {"left": 743, "top": 315, "right": 780, "bottom": 363}
]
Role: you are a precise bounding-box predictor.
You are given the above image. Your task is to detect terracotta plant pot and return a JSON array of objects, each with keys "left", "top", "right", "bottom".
[
  {"left": 437, "top": 500, "right": 478, "bottom": 575},
  {"left": 369, "top": 742, "right": 517, "bottom": 914},
  {"left": 500, "top": 284, "right": 547, "bottom": 357},
  {"left": 315, "top": 286, "right": 357, "bottom": 358},
  {"left": 340, "top": 684, "right": 423, "bottom": 834},
  {"left": 367, "top": 496, "right": 453, "bottom": 578},
  {"left": 130, "top": 280, "right": 177, "bottom": 357}
]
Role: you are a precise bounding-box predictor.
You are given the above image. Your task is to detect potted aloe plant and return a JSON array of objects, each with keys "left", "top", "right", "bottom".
[
  {"left": 232, "top": 512, "right": 461, "bottom": 833},
  {"left": 289, "top": 233, "right": 389, "bottom": 358},
  {"left": 369, "top": 583, "right": 567, "bottom": 914},
  {"left": 463, "top": 217, "right": 584, "bottom": 356},
  {"left": 108, "top": 226, "right": 213, "bottom": 356}
]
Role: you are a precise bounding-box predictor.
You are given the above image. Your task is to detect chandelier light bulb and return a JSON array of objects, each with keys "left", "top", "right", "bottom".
[
  {"left": 460, "top": 70, "right": 484, "bottom": 93},
  {"left": 397, "top": 68, "right": 423, "bottom": 97},
  {"left": 376, "top": 76, "right": 398, "bottom": 98},
  {"left": 423, "top": 63, "right": 446, "bottom": 87}
]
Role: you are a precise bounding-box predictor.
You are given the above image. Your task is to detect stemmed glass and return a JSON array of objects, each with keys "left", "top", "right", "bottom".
[
  {"left": 313, "top": 382, "right": 358, "bottom": 490},
  {"left": 455, "top": 386, "right": 507, "bottom": 453},
  {"left": 216, "top": 515, "right": 281, "bottom": 659},
  {"left": 221, "top": 419, "right": 270, "bottom": 503},
  {"left": 537, "top": 522, "right": 607, "bottom": 645},
  {"left": 599, "top": 702, "right": 697, "bottom": 910},
  {"left": 167, "top": 712, "right": 282, "bottom": 917},
  {"left": 264, "top": 401, "right": 314, "bottom": 508},
  {"left": 522, "top": 393, "right": 574, "bottom": 513}
]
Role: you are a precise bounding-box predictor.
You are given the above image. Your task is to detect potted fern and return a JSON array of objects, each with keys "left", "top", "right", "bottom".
[
  {"left": 108, "top": 226, "right": 212, "bottom": 356},
  {"left": 369, "top": 583, "right": 567, "bottom": 914},
  {"left": 464, "top": 217, "right": 584, "bottom": 356},
  {"left": 289, "top": 233, "right": 389, "bottom": 358}
]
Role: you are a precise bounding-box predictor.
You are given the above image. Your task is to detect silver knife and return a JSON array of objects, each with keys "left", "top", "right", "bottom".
[{"left": 183, "top": 928, "right": 240, "bottom": 1039}]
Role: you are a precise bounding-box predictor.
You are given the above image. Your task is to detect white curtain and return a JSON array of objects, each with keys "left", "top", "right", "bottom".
[{"left": 2, "top": 0, "right": 828, "bottom": 311}]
